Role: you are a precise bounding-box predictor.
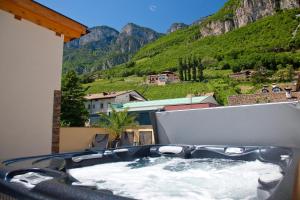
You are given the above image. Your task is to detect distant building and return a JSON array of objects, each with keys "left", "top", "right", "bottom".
[
  {"left": 85, "top": 90, "right": 146, "bottom": 125},
  {"left": 228, "top": 76, "right": 300, "bottom": 106},
  {"left": 113, "top": 95, "right": 219, "bottom": 125},
  {"left": 229, "top": 70, "right": 253, "bottom": 80},
  {"left": 147, "top": 71, "right": 179, "bottom": 85}
]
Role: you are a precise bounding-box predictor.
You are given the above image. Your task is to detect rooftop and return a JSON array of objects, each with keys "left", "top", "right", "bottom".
[
  {"left": 0, "top": 0, "right": 88, "bottom": 42},
  {"left": 114, "top": 95, "right": 218, "bottom": 111},
  {"left": 85, "top": 91, "right": 133, "bottom": 100}
]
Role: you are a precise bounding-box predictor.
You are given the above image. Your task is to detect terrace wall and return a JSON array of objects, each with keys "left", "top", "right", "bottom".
[
  {"left": 228, "top": 92, "right": 300, "bottom": 105},
  {"left": 59, "top": 125, "right": 154, "bottom": 153},
  {"left": 155, "top": 102, "right": 300, "bottom": 148},
  {"left": 59, "top": 127, "right": 107, "bottom": 153}
]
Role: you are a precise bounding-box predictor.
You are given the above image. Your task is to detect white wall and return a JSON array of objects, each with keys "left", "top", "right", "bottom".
[
  {"left": 155, "top": 102, "right": 300, "bottom": 148},
  {"left": 0, "top": 10, "right": 63, "bottom": 159},
  {"left": 85, "top": 99, "right": 114, "bottom": 114}
]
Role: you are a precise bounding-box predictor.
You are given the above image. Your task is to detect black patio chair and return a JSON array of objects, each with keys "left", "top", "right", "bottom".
[
  {"left": 90, "top": 133, "right": 109, "bottom": 149},
  {"left": 119, "top": 132, "right": 134, "bottom": 147},
  {"left": 139, "top": 131, "right": 153, "bottom": 145}
]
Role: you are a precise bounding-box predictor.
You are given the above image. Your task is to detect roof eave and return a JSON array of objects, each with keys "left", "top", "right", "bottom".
[{"left": 0, "top": 0, "right": 88, "bottom": 42}]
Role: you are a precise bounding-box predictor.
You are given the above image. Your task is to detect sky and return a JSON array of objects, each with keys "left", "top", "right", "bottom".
[{"left": 36, "top": 0, "right": 227, "bottom": 33}]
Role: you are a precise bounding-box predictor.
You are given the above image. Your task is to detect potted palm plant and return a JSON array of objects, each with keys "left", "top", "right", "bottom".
[{"left": 99, "top": 106, "right": 138, "bottom": 148}]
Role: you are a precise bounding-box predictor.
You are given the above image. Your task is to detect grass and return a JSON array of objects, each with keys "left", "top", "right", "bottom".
[
  {"left": 81, "top": 5, "right": 300, "bottom": 105},
  {"left": 85, "top": 68, "right": 292, "bottom": 105},
  {"left": 85, "top": 69, "right": 239, "bottom": 105}
]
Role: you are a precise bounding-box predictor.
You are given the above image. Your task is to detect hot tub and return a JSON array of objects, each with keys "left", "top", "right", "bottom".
[{"left": 0, "top": 145, "right": 298, "bottom": 200}]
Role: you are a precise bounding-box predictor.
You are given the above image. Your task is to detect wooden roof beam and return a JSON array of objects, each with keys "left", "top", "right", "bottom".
[{"left": 0, "top": 0, "right": 87, "bottom": 42}]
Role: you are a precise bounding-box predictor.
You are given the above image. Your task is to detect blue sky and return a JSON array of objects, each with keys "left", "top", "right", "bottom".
[{"left": 36, "top": 0, "right": 227, "bottom": 33}]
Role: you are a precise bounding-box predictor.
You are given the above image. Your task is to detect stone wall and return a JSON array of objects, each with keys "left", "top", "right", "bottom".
[
  {"left": 52, "top": 90, "right": 61, "bottom": 153},
  {"left": 228, "top": 92, "right": 300, "bottom": 106}
]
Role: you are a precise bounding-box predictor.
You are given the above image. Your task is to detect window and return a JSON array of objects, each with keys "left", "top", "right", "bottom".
[
  {"left": 88, "top": 104, "right": 91, "bottom": 109},
  {"left": 158, "top": 75, "right": 166, "bottom": 82},
  {"left": 272, "top": 87, "right": 282, "bottom": 93},
  {"left": 261, "top": 88, "right": 269, "bottom": 93},
  {"left": 100, "top": 103, "right": 104, "bottom": 109},
  {"left": 92, "top": 104, "right": 95, "bottom": 109}
]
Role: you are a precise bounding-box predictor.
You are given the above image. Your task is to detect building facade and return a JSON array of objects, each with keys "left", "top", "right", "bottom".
[
  {"left": 0, "top": 0, "right": 87, "bottom": 159},
  {"left": 113, "top": 95, "right": 219, "bottom": 125},
  {"left": 147, "top": 71, "right": 179, "bottom": 85},
  {"left": 85, "top": 90, "right": 146, "bottom": 125}
]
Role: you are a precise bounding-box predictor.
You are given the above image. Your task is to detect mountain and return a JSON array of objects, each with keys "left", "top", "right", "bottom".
[
  {"left": 63, "top": 23, "right": 163, "bottom": 74},
  {"left": 107, "top": 0, "right": 300, "bottom": 77},
  {"left": 200, "top": 0, "right": 300, "bottom": 37},
  {"left": 65, "top": 26, "right": 119, "bottom": 49},
  {"left": 167, "top": 23, "right": 188, "bottom": 33},
  {"left": 192, "top": 16, "right": 210, "bottom": 25}
]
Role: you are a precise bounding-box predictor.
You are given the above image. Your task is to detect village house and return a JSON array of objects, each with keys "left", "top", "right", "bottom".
[
  {"left": 147, "top": 71, "right": 180, "bottom": 85},
  {"left": 228, "top": 74, "right": 300, "bottom": 106},
  {"left": 112, "top": 94, "right": 219, "bottom": 125},
  {"left": 84, "top": 90, "right": 146, "bottom": 125}
]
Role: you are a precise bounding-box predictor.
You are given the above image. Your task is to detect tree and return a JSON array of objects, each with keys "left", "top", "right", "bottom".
[
  {"left": 183, "top": 58, "right": 188, "bottom": 81},
  {"left": 251, "top": 67, "right": 267, "bottom": 83},
  {"left": 125, "top": 61, "right": 135, "bottom": 68},
  {"left": 187, "top": 57, "right": 192, "bottom": 81},
  {"left": 99, "top": 107, "right": 138, "bottom": 146},
  {"left": 61, "top": 70, "right": 88, "bottom": 126},
  {"left": 232, "top": 65, "right": 242, "bottom": 73},
  {"left": 80, "top": 74, "right": 94, "bottom": 84},
  {"left": 272, "top": 64, "right": 294, "bottom": 82},
  {"left": 287, "top": 64, "right": 294, "bottom": 81},
  {"left": 192, "top": 56, "right": 197, "bottom": 81},
  {"left": 178, "top": 57, "right": 184, "bottom": 81},
  {"left": 197, "top": 57, "right": 204, "bottom": 81}
]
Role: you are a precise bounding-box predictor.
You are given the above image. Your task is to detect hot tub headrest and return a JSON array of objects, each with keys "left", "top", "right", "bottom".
[{"left": 158, "top": 146, "right": 183, "bottom": 154}]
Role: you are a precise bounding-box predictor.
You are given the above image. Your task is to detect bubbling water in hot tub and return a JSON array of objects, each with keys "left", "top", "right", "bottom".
[{"left": 68, "top": 157, "right": 281, "bottom": 200}]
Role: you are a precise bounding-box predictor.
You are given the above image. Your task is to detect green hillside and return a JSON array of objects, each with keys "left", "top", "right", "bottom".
[
  {"left": 84, "top": 4, "right": 300, "bottom": 105},
  {"left": 85, "top": 70, "right": 245, "bottom": 105},
  {"left": 105, "top": 9, "right": 300, "bottom": 77}
]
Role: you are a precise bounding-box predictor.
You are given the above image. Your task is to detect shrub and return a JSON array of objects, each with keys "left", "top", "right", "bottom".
[
  {"left": 231, "top": 65, "right": 241, "bottom": 73},
  {"left": 272, "top": 64, "right": 294, "bottom": 82},
  {"left": 221, "top": 62, "right": 231, "bottom": 70},
  {"left": 251, "top": 71, "right": 267, "bottom": 83}
]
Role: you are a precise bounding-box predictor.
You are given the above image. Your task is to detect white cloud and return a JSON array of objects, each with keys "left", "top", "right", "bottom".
[{"left": 149, "top": 5, "right": 157, "bottom": 12}]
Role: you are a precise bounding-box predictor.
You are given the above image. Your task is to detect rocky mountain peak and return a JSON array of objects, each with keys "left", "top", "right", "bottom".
[
  {"left": 200, "top": 0, "right": 300, "bottom": 37},
  {"left": 167, "top": 23, "right": 188, "bottom": 33},
  {"left": 116, "top": 23, "right": 164, "bottom": 53},
  {"left": 63, "top": 23, "right": 163, "bottom": 73},
  {"left": 65, "top": 26, "right": 119, "bottom": 48},
  {"left": 121, "top": 23, "right": 140, "bottom": 35}
]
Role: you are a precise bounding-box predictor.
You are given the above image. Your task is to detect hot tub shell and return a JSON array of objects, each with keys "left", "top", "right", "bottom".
[{"left": 0, "top": 145, "right": 299, "bottom": 200}]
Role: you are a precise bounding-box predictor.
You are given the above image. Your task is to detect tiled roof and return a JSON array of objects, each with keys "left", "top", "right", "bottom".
[
  {"left": 85, "top": 91, "right": 132, "bottom": 100},
  {"left": 123, "top": 96, "right": 209, "bottom": 108}
]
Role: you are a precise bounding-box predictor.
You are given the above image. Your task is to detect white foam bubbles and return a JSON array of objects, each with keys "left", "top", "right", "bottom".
[{"left": 68, "top": 157, "right": 281, "bottom": 200}]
